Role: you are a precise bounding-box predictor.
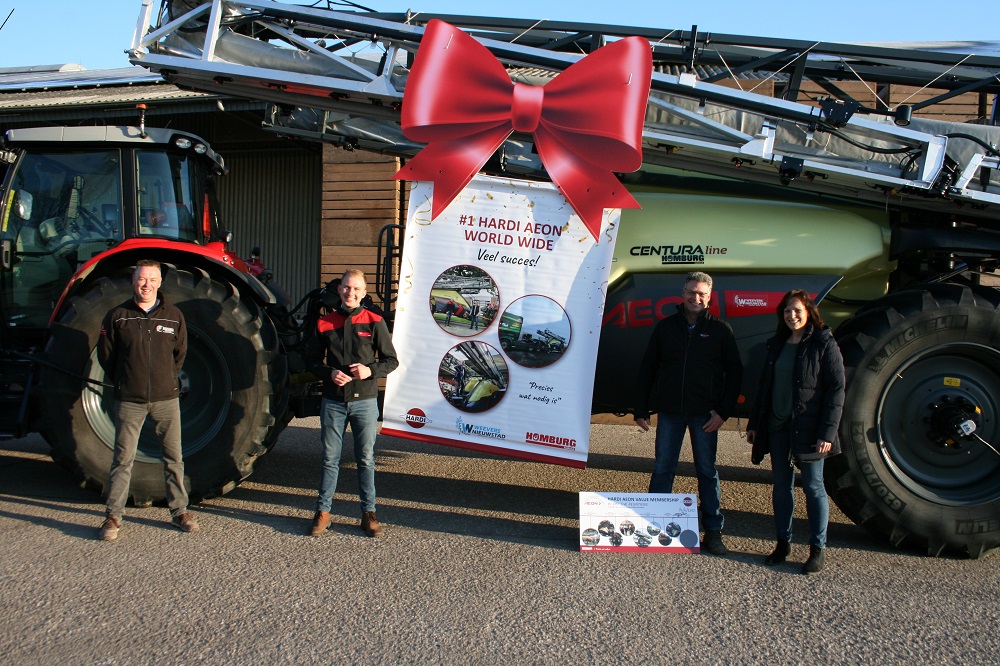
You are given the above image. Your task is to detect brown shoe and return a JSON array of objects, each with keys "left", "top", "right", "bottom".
[
  {"left": 361, "top": 511, "right": 383, "bottom": 537},
  {"left": 171, "top": 512, "right": 200, "bottom": 533},
  {"left": 98, "top": 515, "right": 120, "bottom": 542},
  {"left": 309, "top": 510, "right": 332, "bottom": 536}
]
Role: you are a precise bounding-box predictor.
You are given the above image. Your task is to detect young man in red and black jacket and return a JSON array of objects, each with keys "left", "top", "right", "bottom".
[
  {"left": 307, "top": 269, "right": 398, "bottom": 538},
  {"left": 96, "top": 259, "right": 198, "bottom": 541}
]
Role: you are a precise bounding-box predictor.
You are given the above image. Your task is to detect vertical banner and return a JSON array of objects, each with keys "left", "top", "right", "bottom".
[{"left": 381, "top": 174, "right": 620, "bottom": 466}]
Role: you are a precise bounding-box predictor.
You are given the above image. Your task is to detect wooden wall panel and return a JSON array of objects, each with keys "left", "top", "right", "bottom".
[{"left": 319, "top": 144, "right": 401, "bottom": 308}]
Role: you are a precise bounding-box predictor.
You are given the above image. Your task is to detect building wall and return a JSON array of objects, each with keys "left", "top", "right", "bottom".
[
  {"left": 320, "top": 144, "right": 402, "bottom": 310},
  {"left": 216, "top": 146, "right": 321, "bottom": 305}
]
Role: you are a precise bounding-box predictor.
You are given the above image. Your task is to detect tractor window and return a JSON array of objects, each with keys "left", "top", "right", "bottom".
[
  {"left": 0, "top": 149, "right": 122, "bottom": 328},
  {"left": 135, "top": 150, "right": 218, "bottom": 242}
]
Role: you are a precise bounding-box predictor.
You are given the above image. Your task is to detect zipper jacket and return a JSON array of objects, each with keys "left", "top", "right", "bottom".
[
  {"left": 308, "top": 304, "right": 398, "bottom": 402},
  {"left": 635, "top": 306, "right": 743, "bottom": 420},
  {"left": 747, "top": 325, "right": 846, "bottom": 464},
  {"left": 98, "top": 296, "right": 187, "bottom": 403}
]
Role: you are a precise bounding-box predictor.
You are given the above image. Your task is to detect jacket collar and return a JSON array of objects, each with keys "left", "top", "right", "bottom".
[
  {"left": 339, "top": 303, "right": 363, "bottom": 318},
  {"left": 129, "top": 294, "right": 166, "bottom": 315},
  {"left": 770, "top": 323, "right": 820, "bottom": 349},
  {"left": 675, "top": 303, "right": 709, "bottom": 328}
]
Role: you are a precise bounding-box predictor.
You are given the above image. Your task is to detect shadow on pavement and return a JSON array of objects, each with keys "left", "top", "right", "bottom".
[{"left": 1, "top": 427, "right": 891, "bottom": 556}]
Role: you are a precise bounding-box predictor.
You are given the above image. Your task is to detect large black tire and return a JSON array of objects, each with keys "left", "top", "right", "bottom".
[
  {"left": 831, "top": 284, "right": 1000, "bottom": 558},
  {"left": 40, "top": 266, "right": 289, "bottom": 503}
]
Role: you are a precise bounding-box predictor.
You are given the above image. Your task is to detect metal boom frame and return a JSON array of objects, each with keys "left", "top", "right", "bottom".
[{"left": 129, "top": 0, "right": 1000, "bottom": 222}]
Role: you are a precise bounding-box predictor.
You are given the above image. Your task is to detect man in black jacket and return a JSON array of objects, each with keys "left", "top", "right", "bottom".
[
  {"left": 307, "top": 269, "right": 398, "bottom": 538},
  {"left": 634, "top": 271, "right": 742, "bottom": 555},
  {"left": 468, "top": 300, "right": 481, "bottom": 331},
  {"left": 97, "top": 259, "right": 197, "bottom": 541}
]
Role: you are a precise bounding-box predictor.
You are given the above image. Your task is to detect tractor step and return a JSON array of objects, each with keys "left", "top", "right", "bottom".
[{"left": 0, "top": 355, "right": 35, "bottom": 440}]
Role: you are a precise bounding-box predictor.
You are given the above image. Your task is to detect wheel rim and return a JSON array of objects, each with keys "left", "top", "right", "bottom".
[
  {"left": 81, "top": 322, "right": 231, "bottom": 462},
  {"left": 80, "top": 350, "right": 117, "bottom": 453},
  {"left": 177, "top": 323, "right": 231, "bottom": 453},
  {"left": 876, "top": 342, "right": 1000, "bottom": 506}
]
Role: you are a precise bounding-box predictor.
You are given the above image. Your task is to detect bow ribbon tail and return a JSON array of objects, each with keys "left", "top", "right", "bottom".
[
  {"left": 535, "top": 130, "right": 641, "bottom": 239},
  {"left": 394, "top": 126, "right": 513, "bottom": 219}
]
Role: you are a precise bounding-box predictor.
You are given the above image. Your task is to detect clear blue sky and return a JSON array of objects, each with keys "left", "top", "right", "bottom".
[{"left": 0, "top": 0, "right": 996, "bottom": 71}]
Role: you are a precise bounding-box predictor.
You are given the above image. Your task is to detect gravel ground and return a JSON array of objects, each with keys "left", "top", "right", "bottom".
[{"left": 1, "top": 420, "right": 997, "bottom": 665}]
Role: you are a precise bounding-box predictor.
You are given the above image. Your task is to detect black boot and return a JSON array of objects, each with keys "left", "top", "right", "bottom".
[
  {"left": 701, "top": 530, "right": 729, "bottom": 556},
  {"left": 764, "top": 539, "right": 790, "bottom": 565},
  {"left": 802, "top": 545, "right": 826, "bottom": 575}
]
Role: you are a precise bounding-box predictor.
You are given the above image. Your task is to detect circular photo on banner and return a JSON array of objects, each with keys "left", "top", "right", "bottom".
[
  {"left": 581, "top": 528, "right": 601, "bottom": 546},
  {"left": 438, "top": 341, "right": 509, "bottom": 414},
  {"left": 680, "top": 529, "right": 700, "bottom": 549},
  {"left": 429, "top": 265, "right": 499, "bottom": 337},
  {"left": 498, "top": 295, "right": 571, "bottom": 369}
]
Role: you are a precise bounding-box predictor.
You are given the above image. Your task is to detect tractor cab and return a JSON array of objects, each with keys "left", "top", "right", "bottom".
[
  {"left": 0, "top": 125, "right": 227, "bottom": 437},
  {"left": 0, "top": 126, "right": 226, "bottom": 334}
]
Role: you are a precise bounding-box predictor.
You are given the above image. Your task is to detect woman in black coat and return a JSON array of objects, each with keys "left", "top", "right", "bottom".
[{"left": 747, "top": 289, "right": 845, "bottom": 574}]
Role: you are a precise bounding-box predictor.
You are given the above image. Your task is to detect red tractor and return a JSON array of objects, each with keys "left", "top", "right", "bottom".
[{"left": 0, "top": 125, "right": 311, "bottom": 503}]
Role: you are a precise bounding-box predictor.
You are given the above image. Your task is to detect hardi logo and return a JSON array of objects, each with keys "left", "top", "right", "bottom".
[
  {"left": 156, "top": 325, "right": 176, "bottom": 334},
  {"left": 402, "top": 408, "right": 431, "bottom": 429},
  {"left": 525, "top": 431, "right": 577, "bottom": 449},
  {"left": 683, "top": 497, "right": 694, "bottom": 507}
]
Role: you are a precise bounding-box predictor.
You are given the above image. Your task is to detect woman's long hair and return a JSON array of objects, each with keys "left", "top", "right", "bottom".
[{"left": 774, "top": 289, "right": 826, "bottom": 338}]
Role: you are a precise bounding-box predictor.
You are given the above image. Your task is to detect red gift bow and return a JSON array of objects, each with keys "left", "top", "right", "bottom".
[{"left": 393, "top": 20, "right": 652, "bottom": 239}]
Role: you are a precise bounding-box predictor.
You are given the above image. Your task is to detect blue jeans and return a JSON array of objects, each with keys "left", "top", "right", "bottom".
[
  {"left": 650, "top": 412, "right": 723, "bottom": 532},
  {"left": 317, "top": 397, "right": 379, "bottom": 513},
  {"left": 770, "top": 427, "right": 829, "bottom": 548}
]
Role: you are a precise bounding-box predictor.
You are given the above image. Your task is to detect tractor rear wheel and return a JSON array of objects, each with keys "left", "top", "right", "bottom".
[
  {"left": 831, "top": 284, "right": 1000, "bottom": 558},
  {"left": 40, "top": 265, "right": 288, "bottom": 503}
]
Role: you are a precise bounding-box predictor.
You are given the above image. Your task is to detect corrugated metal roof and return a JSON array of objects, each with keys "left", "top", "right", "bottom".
[
  {"left": 0, "top": 66, "right": 162, "bottom": 91},
  {"left": 0, "top": 65, "right": 216, "bottom": 112},
  {"left": 0, "top": 83, "right": 216, "bottom": 110}
]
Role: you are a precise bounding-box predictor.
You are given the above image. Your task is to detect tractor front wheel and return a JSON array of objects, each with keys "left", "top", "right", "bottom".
[
  {"left": 831, "top": 284, "right": 1000, "bottom": 558},
  {"left": 40, "top": 265, "right": 287, "bottom": 503}
]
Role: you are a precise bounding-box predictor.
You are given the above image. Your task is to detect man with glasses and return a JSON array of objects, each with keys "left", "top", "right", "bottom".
[{"left": 634, "top": 271, "right": 742, "bottom": 555}]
